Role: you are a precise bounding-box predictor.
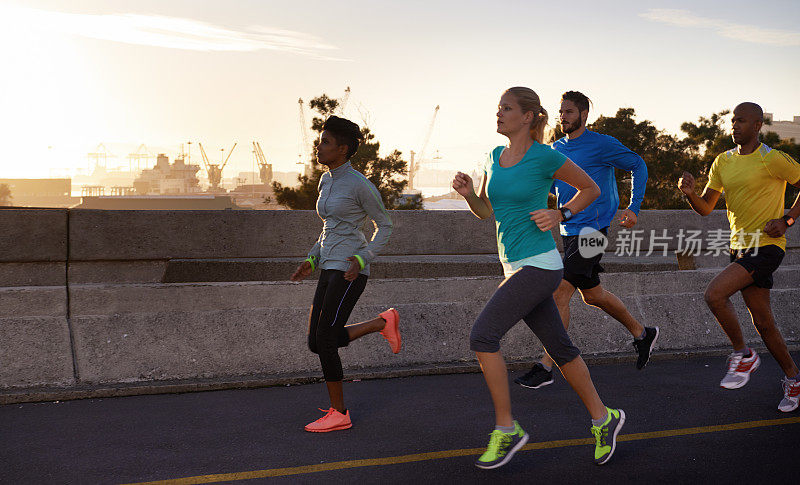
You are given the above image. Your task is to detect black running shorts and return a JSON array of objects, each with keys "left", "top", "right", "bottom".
[
  {"left": 561, "top": 227, "right": 609, "bottom": 290},
  {"left": 729, "top": 244, "right": 785, "bottom": 289}
]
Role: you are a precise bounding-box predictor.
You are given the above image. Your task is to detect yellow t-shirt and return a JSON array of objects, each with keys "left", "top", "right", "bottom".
[{"left": 705, "top": 144, "right": 800, "bottom": 250}]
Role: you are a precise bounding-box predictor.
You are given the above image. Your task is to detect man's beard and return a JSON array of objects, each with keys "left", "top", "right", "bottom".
[{"left": 561, "top": 120, "right": 580, "bottom": 134}]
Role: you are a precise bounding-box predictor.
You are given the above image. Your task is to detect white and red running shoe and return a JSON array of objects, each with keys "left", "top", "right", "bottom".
[
  {"left": 778, "top": 377, "right": 800, "bottom": 412},
  {"left": 720, "top": 350, "right": 760, "bottom": 389}
]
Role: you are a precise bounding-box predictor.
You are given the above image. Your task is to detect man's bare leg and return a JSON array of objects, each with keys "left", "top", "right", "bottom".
[
  {"left": 579, "top": 284, "right": 645, "bottom": 337},
  {"left": 704, "top": 263, "right": 756, "bottom": 351},
  {"left": 540, "top": 280, "right": 576, "bottom": 368},
  {"left": 741, "top": 285, "right": 799, "bottom": 378}
]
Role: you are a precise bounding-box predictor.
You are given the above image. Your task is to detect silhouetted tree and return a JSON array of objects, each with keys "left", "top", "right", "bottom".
[
  {"left": 589, "top": 108, "right": 700, "bottom": 209},
  {"left": 584, "top": 108, "right": 800, "bottom": 209},
  {"left": 273, "top": 92, "right": 422, "bottom": 209},
  {"left": 761, "top": 130, "right": 800, "bottom": 207}
]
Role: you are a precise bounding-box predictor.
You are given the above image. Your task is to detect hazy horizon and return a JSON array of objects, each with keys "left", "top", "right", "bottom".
[{"left": 2, "top": 0, "right": 799, "bottom": 181}]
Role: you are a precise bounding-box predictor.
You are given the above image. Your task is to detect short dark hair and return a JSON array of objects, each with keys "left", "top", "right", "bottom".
[
  {"left": 734, "top": 102, "right": 764, "bottom": 121},
  {"left": 322, "top": 116, "right": 363, "bottom": 159},
  {"left": 561, "top": 91, "right": 592, "bottom": 113}
]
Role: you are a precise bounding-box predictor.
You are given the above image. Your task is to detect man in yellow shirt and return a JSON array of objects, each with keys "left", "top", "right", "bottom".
[{"left": 678, "top": 102, "right": 800, "bottom": 412}]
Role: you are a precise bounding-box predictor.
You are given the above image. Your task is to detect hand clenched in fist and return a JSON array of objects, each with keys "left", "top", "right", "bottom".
[
  {"left": 452, "top": 172, "right": 475, "bottom": 198},
  {"left": 678, "top": 171, "right": 696, "bottom": 196}
]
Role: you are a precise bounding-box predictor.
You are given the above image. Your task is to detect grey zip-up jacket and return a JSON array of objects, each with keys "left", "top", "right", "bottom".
[{"left": 307, "top": 161, "right": 393, "bottom": 276}]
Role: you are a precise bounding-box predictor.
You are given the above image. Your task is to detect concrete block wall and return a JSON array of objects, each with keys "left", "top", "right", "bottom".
[
  {"left": 0, "top": 208, "right": 798, "bottom": 401},
  {"left": 62, "top": 269, "right": 799, "bottom": 388}
]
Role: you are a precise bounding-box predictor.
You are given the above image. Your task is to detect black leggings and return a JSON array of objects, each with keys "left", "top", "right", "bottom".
[{"left": 307, "top": 269, "right": 368, "bottom": 381}]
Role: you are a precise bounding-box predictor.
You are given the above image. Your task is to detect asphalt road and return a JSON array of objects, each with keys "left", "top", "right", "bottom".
[{"left": 2, "top": 352, "right": 799, "bottom": 484}]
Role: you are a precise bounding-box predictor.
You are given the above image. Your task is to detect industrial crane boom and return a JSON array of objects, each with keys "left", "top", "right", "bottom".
[
  {"left": 408, "top": 105, "right": 440, "bottom": 191},
  {"left": 198, "top": 143, "right": 211, "bottom": 168},
  {"left": 220, "top": 143, "right": 237, "bottom": 170},
  {"left": 298, "top": 98, "right": 311, "bottom": 164}
]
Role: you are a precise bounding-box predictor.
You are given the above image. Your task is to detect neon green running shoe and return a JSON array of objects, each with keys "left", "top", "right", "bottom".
[
  {"left": 591, "top": 407, "right": 625, "bottom": 465},
  {"left": 475, "top": 421, "right": 529, "bottom": 469}
]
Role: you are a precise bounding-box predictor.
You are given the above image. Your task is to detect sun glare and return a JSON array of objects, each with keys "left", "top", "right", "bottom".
[{"left": 0, "top": 5, "right": 106, "bottom": 177}]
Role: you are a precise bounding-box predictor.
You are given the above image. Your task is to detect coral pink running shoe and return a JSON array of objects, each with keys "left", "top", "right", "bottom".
[
  {"left": 304, "top": 408, "right": 352, "bottom": 432},
  {"left": 379, "top": 308, "right": 401, "bottom": 354}
]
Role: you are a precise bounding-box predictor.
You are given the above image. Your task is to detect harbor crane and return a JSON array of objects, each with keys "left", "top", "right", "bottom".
[
  {"left": 87, "top": 143, "right": 116, "bottom": 171},
  {"left": 126, "top": 144, "right": 154, "bottom": 172},
  {"left": 336, "top": 86, "right": 351, "bottom": 114},
  {"left": 199, "top": 142, "right": 237, "bottom": 191},
  {"left": 298, "top": 88, "right": 351, "bottom": 176},
  {"left": 408, "top": 105, "right": 440, "bottom": 191},
  {"left": 252, "top": 142, "right": 273, "bottom": 185},
  {"left": 297, "top": 98, "right": 312, "bottom": 166}
]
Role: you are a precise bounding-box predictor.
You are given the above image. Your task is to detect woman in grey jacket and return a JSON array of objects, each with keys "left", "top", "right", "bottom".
[{"left": 290, "top": 116, "right": 401, "bottom": 433}]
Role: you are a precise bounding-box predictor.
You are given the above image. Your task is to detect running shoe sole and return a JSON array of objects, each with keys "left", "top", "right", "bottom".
[
  {"left": 720, "top": 356, "right": 760, "bottom": 389},
  {"left": 596, "top": 410, "right": 625, "bottom": 466},
  {"left": 474, "top": 433, "right": 530, "bottom": 470},
  {"left": 778, "top": 399, "right": 799, "bottom": 413},
  {"left": 514, "top": 377, "right": 554, "bottom": 389},
  {"left": 304, "top": 422, "right": 352, "bottom": 433},
  {"left": 380, "top": 308, "right": 401, "bottom": 354}
]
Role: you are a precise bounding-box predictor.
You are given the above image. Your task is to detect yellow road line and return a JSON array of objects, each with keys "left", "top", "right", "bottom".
[{"left": 125, "top": 416, "right": 800, "bottom": 485}]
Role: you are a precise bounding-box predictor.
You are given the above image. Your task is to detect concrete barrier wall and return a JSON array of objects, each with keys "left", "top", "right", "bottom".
[
  {"left": 63, "top": 269, "right": 799, "bottom": 388},
  {"left": 0, "top": 286, "right": 73, "bottom": 389},
  {"left": 1, "top": 208, "right": 798, "bottom": 401},
  {"left": 3, "top": 209, "right": 798, "bottom": 284},
  {"left": 3, "top": 209, "right": 797, "bottom": 265}
]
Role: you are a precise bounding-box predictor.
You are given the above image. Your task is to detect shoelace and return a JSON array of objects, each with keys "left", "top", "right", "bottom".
[
  {"left": 782, "top": 378, "right": 800, "bottom": 397},
  {"left": 591, "top": 426, "right": 608, "bottom": 446},
  {"left": 313, "top": 407, "right": 337, "bottom": 423},
  {"left": 725, "top": 354, "right": 743, "bottom": 375},
  {"left": 486, "top": 430, "right": 512, "bottom": 456}
]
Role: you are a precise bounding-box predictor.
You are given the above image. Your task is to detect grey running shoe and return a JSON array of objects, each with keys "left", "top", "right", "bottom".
[
  {"left": 778, "top": 377, "right": 800, "bottom": 412},
  {"left": 475, "top": 421, "right": 529, "bottom": 469},
  {"left": 720, "top": 351, "right": 760, "bottom": 389},
  {"left": 632, "top": 326, "right": 660, "bottom": 370},
  {"left": 591, "top": 408, "right": 625, "bottom": 465},
  {"left": 514, "top": 363, "right": 554, "bottom": 389}
]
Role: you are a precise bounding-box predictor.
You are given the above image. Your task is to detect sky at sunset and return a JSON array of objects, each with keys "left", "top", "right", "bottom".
[{"left": 1, "top": 0, "right": 799, "bottom": 182}]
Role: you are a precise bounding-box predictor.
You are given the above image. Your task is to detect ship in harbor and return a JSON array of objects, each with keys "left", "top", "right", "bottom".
[
  {"left": 133, "top": 153, "right": 202, "bottom": 195},
  {"left": 74, "top": 142, "right": 290, "bottom": 210}
]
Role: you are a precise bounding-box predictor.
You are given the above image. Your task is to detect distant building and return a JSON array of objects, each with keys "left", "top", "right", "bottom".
[
  {"left": 272, "top": 171, "right": 302, "bottom": 187},
  {"left": 0, "top": 178, "right": 79, "bottom": 207},
  {"left": 763, "top": 113, "right": 800, "bottom": 142},
  {"left": 74, "top": 195, "right": 242, "bottom": 210},
  {"left": 133, "top": 154, "right": 202, "bottom": 195},
  {"left": 229, "top": 184, "right": 285, "bottom": 210},
  {"left": 72, "top": 165, "right": 136, "bottom": 190}
]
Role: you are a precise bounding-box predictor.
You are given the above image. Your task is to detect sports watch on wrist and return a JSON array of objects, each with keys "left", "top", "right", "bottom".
[
  {"left": 783, "top": 214, "right": 795, "bottom": 227},
  {"left": 559, "top": 207, "right": 573, "bottom": 222}
]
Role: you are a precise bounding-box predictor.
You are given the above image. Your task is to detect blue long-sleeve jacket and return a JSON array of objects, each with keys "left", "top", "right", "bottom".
[{"left": 551, "top": 130, "right": 647, "bottom": 236}]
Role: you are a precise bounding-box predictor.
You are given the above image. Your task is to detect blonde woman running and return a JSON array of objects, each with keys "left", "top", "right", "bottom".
[{"left": 453, "top": 87, "right": 625, "bottom": 469}]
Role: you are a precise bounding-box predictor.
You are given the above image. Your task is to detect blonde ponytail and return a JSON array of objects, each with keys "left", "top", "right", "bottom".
[{"left": 504, "top": 87, "right": 551, "bottom": 144}]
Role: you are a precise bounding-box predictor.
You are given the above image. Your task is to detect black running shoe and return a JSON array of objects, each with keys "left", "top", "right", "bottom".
[
  {"left": 632, "top": 326, "right": 659, "bottom": 370},
  {"left": 514, "top": 363, "right": 553, "bottom": 389}
]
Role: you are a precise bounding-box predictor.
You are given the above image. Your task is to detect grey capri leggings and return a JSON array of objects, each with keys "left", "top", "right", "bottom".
[{"left": 470, "top": 265, "right": 581, "bottom": 366}]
